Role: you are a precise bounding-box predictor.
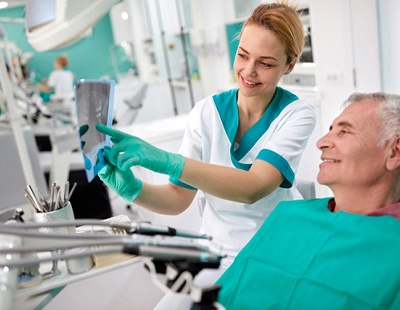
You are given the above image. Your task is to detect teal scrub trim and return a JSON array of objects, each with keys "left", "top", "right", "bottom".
[
  {"left": 214, "top": 87, "right": 298, "bottom": 160},
  {"left": 213, "top": 88, "right": 239, "bottom": 145},
  {"left": 214, "top": 86, "right": 297, "bottom": 187},
  {"left": 171, "top": 87, "right": 298, "bottom": 189},
  {"left": 233, "top": 87, "right": 298, "bottom": 159},
  {"left": 257, "top": 149, "right": 294, "bottom": 188},
  {"left": 229, "top": 149, "right": 293, "bottom": 188},
  {"left": 169, "top": 177, "right": 197, "bottom": 190}
]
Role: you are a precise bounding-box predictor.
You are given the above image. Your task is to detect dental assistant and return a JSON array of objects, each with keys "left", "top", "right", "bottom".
[
  {"left": 96, "top": 0, "right": 316, "bottom": 296},
  {"left": 37, "top": 54, "right": 74, "bottom": 102}
]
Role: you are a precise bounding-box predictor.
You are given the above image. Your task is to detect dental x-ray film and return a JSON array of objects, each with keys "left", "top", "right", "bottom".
[{"left": 74, "top": 79, "right": 115, "bottom": 182}]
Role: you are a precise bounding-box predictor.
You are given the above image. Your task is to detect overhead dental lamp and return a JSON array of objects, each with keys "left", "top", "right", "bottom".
[{"left": 25, "top": 0, "right": 121, "bottom": 52}]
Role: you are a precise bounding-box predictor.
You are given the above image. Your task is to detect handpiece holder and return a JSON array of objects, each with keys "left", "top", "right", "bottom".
[
  {"left": 191, "top": 285, "right": 223, "bottom": 310},
  {"left": 153, "top": 260, "right": 220, "bottom": 291},
  {"left": 144, "top": 258, "right": 223, "bottom": 310}
]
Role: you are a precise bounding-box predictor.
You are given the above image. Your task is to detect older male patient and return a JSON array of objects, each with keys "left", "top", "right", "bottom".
[{"left": 216, "top": 92, "right": 400, "bottom": 309}]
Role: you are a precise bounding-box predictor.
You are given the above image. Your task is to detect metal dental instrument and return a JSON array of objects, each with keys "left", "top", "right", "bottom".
[
  {"left": 64, "top": 180, "right": 70, "bottom": 204},
  {"left": 24, "top": 191, "right": 42, "bottom": 213},
  {"left": 54, "top": 187, "right": 61, "bottom": 210},
  {"left": 25, "top": 181, "right": 75, "bottom": 213},
  {"left": 24, "top": 186, "right": 44, "bottom": 213},
  {"left": 66, "top": 182, "right": 77, "bottom": 202},
  {"left": 111, "top": 222, "right": 213, "bottom": 240},
  {"left": 36, "top": 187, "right": 50, "bottom": 212}
]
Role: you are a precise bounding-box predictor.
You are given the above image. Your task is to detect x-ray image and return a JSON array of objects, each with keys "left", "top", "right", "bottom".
[{"left": 74, "top": 79, "right": 115, "bottom": 182}]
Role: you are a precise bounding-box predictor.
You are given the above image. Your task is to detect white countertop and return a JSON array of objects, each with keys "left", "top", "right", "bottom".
[{"left": 116, "top": 113, "right": 187, "bottom": 144}]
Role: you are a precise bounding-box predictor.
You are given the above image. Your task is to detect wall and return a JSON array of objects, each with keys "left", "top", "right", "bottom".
[
  {"left": 0, "top": 6, "right": 117, "bottom": 81},
  {"left": 37, "top": 0, "right": 390, "bottom": 200},
  {"left": 378, "top": 0, "right": 400, "bottom": 93},
  {"left": 124, "top": 0, "right": 386, "bottom": 198},
  {"left": 347, "top": 0, "right": 380, "bottom": 93},
  {"left": 189, "top": 0, "right": 234, "bottom": 95}
]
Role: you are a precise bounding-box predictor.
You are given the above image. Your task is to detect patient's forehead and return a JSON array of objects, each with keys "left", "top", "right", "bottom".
[{"left": 334, "top": 99, "right": 381, "bottom": 131}]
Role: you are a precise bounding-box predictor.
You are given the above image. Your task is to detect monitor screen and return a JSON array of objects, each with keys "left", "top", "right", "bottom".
[{"left": 74, "top": 79, "right": 115, "bottom": 182}]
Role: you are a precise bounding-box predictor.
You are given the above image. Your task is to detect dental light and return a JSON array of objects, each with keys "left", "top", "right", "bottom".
[{"left": 25, "top": 0, "right": 121, "bottom": 52}]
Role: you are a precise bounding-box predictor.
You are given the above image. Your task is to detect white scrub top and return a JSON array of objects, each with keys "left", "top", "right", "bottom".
[
  {"left": 170, "top": 86, "right": 316, "bottom": 258},
  {"left": 47, "top": 69, "right": 74, "bottom": 99}
]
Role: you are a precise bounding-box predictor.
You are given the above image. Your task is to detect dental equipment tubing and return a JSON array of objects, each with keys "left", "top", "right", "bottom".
[
  {"left": 115, "top": 221, "right": 213, "bottom": 240},
  {"left": 0, "top": 221, "right": 223, "bottom": 310},
  {"left": 3, "top": 219, "right": 212, "bottom": 239},
  {"left": 0, "top": 243, "right": 222, "bottom": 268},
  {"left": 0, "top": 220, "right": 220, "bottom": 268}
]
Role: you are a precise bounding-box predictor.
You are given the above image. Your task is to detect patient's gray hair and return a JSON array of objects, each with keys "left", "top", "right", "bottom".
[{"left": 343, "top": 92, "right": 400, "bottom": 147}]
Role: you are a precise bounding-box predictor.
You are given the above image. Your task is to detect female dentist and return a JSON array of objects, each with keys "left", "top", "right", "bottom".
[{"left": 97, "top": 0, "right": 316, "bottom": 307}]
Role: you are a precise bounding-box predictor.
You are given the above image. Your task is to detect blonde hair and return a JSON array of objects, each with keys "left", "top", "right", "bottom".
[{"left": 240, "top": 1, "right": 304, "bottom": 64}]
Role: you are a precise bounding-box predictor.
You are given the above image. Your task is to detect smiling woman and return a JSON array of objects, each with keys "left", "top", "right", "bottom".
[{"left": 91, "top": 2, "right": 318, "bottom": 309}]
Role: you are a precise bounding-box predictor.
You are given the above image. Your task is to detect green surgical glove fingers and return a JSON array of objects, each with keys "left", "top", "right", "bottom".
[
  {"left": 79, "top": 124, "right": 89, "bottom": 138},
  {"left": 98, "top": 162, "right": 143, "bottom": 202},
  {"left": 110, "top": 137, "right": 184, "bottom": 179},
  {"left": 96, "top": 124, "right": 184, "bottom": 180}
]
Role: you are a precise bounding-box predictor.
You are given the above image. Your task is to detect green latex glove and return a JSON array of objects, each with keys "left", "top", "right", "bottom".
[
  {"left": 96, "top": 124, "right": 184, "bottom": 180},
  {"left": 98, "top": 160, "right": 143, "bottom": 202}
]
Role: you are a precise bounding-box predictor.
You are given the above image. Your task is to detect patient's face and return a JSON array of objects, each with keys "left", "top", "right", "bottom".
[{"left": 316, "top": 99, "right": 387, "bottom": 191}]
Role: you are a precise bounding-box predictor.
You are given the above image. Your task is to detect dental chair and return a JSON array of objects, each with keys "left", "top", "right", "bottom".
[
  {"left": 114, "top": 81, "right": 148, "bottom": 127},
  {"left": 296, "top": 179, "right": 316, "bottom": 199}
]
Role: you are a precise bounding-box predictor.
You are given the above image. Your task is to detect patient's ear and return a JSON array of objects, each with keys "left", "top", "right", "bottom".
[{"left": 386, "top": 136, "right": 400, "bottom": 171}]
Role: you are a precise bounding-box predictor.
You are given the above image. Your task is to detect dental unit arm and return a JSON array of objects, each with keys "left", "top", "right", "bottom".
[
  {"left": 25, "top": 0, "right": 122, "bottom": 52},
  {"left": 0, "top": 218, "right": 225, "bottom": 309}
]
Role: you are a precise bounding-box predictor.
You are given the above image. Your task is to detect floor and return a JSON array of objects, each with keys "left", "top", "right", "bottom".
[{"left": 41, "top": 261, "right": 167, "bottom": 310}]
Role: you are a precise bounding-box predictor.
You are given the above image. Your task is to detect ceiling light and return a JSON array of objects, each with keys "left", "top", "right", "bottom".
[
  {"left": 0, "top": 2, "right": 9, "bottom": 9},
  {"left": 121, "top": 11, "right": 128, "bottom": 21}
]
